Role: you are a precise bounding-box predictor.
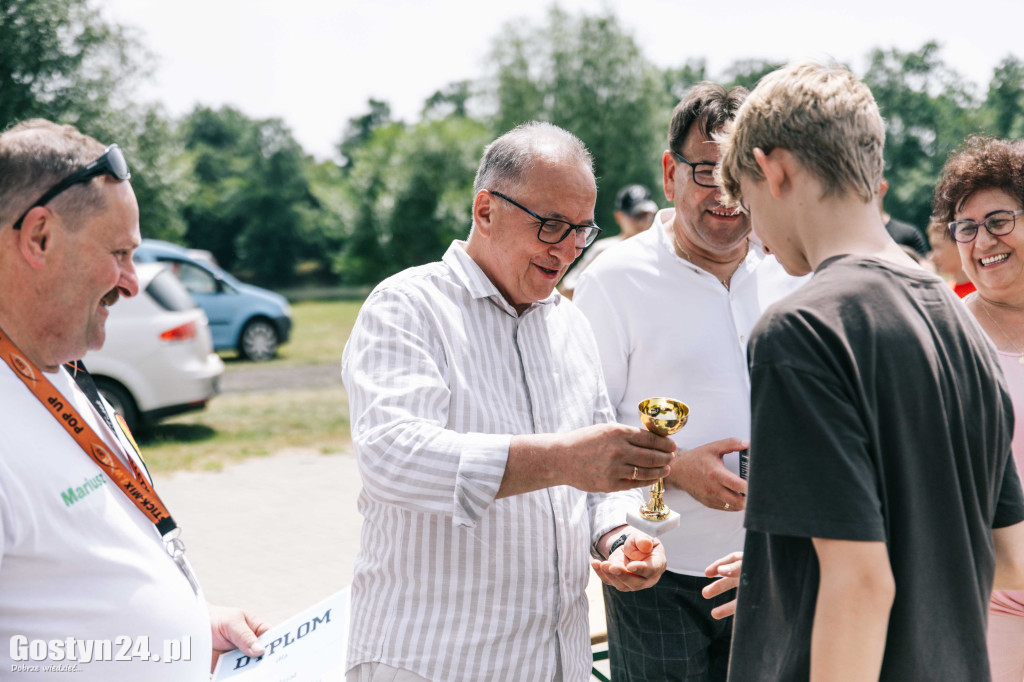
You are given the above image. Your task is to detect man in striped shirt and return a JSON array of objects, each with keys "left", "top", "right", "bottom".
[{"left": 342, "top": 121, "right": 677, "bottom": 682}]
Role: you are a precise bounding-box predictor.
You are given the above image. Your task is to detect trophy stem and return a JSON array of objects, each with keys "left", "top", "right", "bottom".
[
  {"left": 640, "top": 478, "right": 670, "bottom": 521},
  {"left": 635, "top": 398, "right": 688, "bottom": 532}
]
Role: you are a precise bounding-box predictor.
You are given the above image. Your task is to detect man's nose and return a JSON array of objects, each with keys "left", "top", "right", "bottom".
[
  {"left": 553, "top": 231, "right": 582, "bottom": 262},
  {"left": 119, "top": 259, "right": 140, "bottom": 298}
]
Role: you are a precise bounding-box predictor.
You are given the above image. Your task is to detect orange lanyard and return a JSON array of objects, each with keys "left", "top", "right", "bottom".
[{"left": 0, "top": 329, "right": 178, "bottom": 536}]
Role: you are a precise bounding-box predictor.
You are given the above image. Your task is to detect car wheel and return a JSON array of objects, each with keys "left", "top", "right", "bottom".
[
  {"left": 93, "top": 378, "right": 141, "bottom": 435},
  {"left": 239, "top": 318, "right": 279, "bottom": 361}
]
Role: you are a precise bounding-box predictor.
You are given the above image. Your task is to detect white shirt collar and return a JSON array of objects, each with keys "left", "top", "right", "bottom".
[{"left": 442, "top": 240, "right": 560, "bottom": 315}]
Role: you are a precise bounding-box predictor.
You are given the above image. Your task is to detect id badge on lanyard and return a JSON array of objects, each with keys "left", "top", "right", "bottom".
[{"left": 0, "top": 330, "right": 201, "bottom": 595}]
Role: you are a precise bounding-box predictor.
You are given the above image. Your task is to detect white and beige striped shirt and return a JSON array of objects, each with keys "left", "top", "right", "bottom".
[{"left": 342, "top": 241, "right": 626, "bottom": 681}]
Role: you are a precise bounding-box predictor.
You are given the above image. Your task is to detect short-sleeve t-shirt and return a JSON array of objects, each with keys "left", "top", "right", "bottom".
[{"left": 728, "top": 255, "right": 1024, "bottom": 682}]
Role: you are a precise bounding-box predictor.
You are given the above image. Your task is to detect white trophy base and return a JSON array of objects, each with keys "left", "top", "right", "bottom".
[{"left": 626, "top": 508, "right": 680, "bottom": 537}]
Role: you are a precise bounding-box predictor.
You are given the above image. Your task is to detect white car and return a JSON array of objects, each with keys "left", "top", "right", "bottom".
[{"left": 83, "top": 263, "right": 224, "bottom": 433}]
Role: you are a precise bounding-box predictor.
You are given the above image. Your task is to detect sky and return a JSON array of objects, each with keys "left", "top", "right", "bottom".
[{"left": 101, "top": 0, "right": 1023, "bottom": 161}]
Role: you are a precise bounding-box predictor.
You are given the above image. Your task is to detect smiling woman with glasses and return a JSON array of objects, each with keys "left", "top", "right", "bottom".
[
  {"left": 933, "top": 134, "right": 1024, "bottom": 682},
  {"left": 948, "top": 209, "right": 1024, "bottom": 244},
  {"left": 488, "top": 189, "right": 602, "bottom": 247},
  {"left": 12, "top": 144, "right": 131, "bottom": 230}
]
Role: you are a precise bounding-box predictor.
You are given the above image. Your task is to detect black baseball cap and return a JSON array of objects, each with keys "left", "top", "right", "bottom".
[{"left": 615, "top": 184, "right": 658, "bottom": 217}]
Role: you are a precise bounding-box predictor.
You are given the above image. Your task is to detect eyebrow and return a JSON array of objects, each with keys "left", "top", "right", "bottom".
[
  {"left": 539, "top": 209, "right": 596, "bottom": 225},
  {"left": 681, "top": 152, "right": 717, "bottom": 165},
  {"left": 958, "top": 209, "right": 1017, "bottom": 221}
]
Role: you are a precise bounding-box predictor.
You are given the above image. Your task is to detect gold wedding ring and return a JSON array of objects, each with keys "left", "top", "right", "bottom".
[
  {"left": 724, "top": 502, "right": 731, "bottom": 510},
  {"left": 632, "top": 466, "right": 639, "bottom": 480}
]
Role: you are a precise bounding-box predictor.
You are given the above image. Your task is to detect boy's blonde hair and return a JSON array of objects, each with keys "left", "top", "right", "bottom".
[{"left": 717, "top": 61, "right": 885, "bottom": 209}]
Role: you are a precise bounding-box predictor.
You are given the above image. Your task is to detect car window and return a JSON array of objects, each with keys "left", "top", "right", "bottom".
[
  {"left": 169, "top": 260, "right": 219, "bottom": 295},
  {"left": 146, "top": 269, "right": 198, "bottom": 311}
]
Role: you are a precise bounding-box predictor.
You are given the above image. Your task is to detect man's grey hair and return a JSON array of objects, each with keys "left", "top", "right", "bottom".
[
  {"left": 473, "top": 121, "right": 593, "bottom": 195},
  {"left": 0, "top": 119, "right": 108, "bottom": 230}
]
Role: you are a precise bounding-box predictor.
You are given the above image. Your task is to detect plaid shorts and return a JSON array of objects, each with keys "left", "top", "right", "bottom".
[{"left": 603, "top": 571, "right": 734, "bottom": 682}]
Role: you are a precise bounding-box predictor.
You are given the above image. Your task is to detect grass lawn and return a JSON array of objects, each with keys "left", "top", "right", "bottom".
[
  {"left": 218, "top": 299, "right": 365, "bottom": 368},
  {"left": 138, "top": 298, "right": 363, "bottom": 473}
]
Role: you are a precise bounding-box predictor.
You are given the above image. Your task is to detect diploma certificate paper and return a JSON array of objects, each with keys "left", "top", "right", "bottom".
[{"left": 212, "top": 587, "right": 349, "bottom": 681}]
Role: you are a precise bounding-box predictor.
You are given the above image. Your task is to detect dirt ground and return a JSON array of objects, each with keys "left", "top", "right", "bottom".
[{"left": 157, "top": 448, "right": 359, "bottom": 625}]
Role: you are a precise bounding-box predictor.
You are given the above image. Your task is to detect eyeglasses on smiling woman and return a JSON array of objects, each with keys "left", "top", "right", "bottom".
[
  {"left": 488, "top": 190, "right": 602, "bottom": 247},
  {"left": 948, "top": 209, "right": 1024, "bottom": 244},
  {"left": 12, "top": 144, "right": 131, "bottom": 230}
]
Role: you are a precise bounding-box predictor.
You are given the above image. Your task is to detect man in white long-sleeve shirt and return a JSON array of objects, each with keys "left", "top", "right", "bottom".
[{"left": 341, "top": 121, "right": 677, "bottom": 682}]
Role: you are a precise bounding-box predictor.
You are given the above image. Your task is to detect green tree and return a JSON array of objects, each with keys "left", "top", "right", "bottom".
[
  {"left": 982, "top": 56, "right": 1024, "bottom": 139},
  {"left": 332, "top": 102, "right": 402, "bottom": 284},
  {"left": 234, "top": 120, "right": 311, "bottom": 287},
  {"left": 0, "top": 1, "right": 193, "bottom": 241},
  {"left": 98, "top": 104, "right": 193, "bottom": 242},
  {"left": 382, "top": 116, "right": 491, "bottom": 271},
  {"left": 337, "top": 98, "right": 392, "bottom": 170},
  {"left": 722, "top": 59, "right": 785, "bottom": 91},
  {"left": 0, "top": 0, "right": 148, "bottom": 128},
  {"left": 332, "top": 114, "right": 490, "bottom": 283},
  {"left": 662, "top": 58, "right": 708, "bottom": 103},
  {"left": 486, "top": 8, "right": 669, "bottom": 233},
  {"left": 181, "top": 106, "right": 315, "bottom": 286},
  {"left": 422, "top": 80, "right": 475, "bottom": 120},
  {"left": 863, "top": 42, "right": 983, "bottom": 229},
  {"left": 299, "top": 158, "right": 348, "bottom": 281},
  {"left": 181, "top": 106, "right": 252, "bottom": 268}
]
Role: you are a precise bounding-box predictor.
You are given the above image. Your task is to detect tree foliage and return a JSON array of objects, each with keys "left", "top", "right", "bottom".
[
  {"left": 487, "top": 8, "right": 670, "bottom": 233},
  {"left": 0, "top": 1, "right": 192, "bottom": 242},
  {"left": 982, "top": 56, "right": 1024, "bottom": 139},
  {"left": 0, "top": 0, "right": 147, "bottom": 128},
  {"left": 7, "top": 2, "right": 1024, "bottom": 288},
  {"left": 180, "top": 106, "right": 317, "bottom": 286},
  {"left": 332, "top": 108, "right": 489, "bottom": 283},
  {"left": 863, "top": 42, "right": 985, "bottom": 229},
  {"left": 337, "top": 98, "right": 392, "bottom": 171},
  {"left": 662, "top": 59, "right": 708, "bottom": 103}
]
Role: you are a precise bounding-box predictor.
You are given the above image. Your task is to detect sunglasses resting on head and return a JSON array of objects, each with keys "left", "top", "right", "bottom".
[{"left": 12, "top": 144, "right": 131, "bottom": 230}]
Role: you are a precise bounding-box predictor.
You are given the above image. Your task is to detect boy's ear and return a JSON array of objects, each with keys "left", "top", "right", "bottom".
[{"left": 752, "top": 147, "right": 790, "bottom": 199}]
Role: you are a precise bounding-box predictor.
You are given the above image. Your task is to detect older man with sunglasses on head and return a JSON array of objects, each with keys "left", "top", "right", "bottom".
[
  {"left": 0, "top": 119, "right": 267, "bottom": 681},
  {"left": 342, "top": 121, "right": 677, "bottom": 682}
]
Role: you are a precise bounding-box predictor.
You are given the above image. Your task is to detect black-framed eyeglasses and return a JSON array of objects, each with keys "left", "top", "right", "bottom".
[
  {"left": 948, "top": 209, "right": 1024, "bottom": 244},
  {"left": 12, "top": 144, "right": 131, "bottom": 230},
  {"left": 488, "top": 190, "right": 602, "bottom": 247},
  {"left": 670, "top": 150, "right": 717, "bottom": 188}
]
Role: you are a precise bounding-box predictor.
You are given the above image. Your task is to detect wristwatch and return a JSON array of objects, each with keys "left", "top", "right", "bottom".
[{"left": 608, "top": 533, "right": 629, "bottom": 558}]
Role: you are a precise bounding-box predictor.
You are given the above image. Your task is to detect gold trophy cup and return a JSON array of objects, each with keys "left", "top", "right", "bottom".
[{"left": 626, "top": 397, "right": 689, "bottom": 536}]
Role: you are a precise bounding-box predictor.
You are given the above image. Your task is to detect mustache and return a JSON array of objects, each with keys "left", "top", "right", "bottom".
[{"left": 101, "top": 289, "right": 121, "bottom": 307}]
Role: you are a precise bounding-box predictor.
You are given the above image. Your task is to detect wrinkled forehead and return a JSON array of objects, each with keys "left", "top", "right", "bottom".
[
  {"left": 515, "top": 155, "right": 595, "bottom": 195},
  {"left": 681, "top": 127, "right": 725, "bottom": 162}
]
